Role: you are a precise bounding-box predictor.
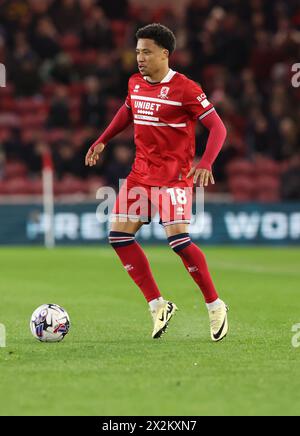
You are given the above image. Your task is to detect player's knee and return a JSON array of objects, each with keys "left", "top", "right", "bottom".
[
  {"left": 108, "top": 231, "right": 135, "bottom": 249},
  {"left": 167, "top": 233, "right": 191, "bottom": 253}
]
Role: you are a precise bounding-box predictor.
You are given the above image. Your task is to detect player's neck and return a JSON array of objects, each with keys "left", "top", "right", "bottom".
[{"left": 147, "top": 66, "right": 170, "bottom": 84}]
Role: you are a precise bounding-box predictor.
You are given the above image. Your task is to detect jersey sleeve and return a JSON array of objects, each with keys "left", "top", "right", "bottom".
[
  {"left": 125, "top": 79, "right": 132, "bottom": 110},
  {"left": 183, "top": 79, "right": 214, "bottom": 120}
]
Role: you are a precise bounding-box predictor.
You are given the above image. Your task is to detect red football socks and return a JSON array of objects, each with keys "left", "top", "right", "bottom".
[
  {"left": 109, "top": 231, "right": 218, "bottom": 305},
  {"left": 109, "top": 232, "right": 161, "bottom": 302},
  {"left": 168, "top": 233, "right": 219, "bottom": 303}
]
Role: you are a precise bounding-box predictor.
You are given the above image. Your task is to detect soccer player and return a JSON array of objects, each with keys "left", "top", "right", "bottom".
[{"left": 85, "top": 23, "right": 228, "bottom": 341}]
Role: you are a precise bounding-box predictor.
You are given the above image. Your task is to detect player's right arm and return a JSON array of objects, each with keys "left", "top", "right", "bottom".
[{"left": 85, "top": 86, "right": 133, "bottom": 166}]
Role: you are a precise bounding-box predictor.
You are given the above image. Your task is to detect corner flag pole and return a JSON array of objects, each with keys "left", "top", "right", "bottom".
[{"left": 42, "top": 149, "right": 55, "bottom": 248}]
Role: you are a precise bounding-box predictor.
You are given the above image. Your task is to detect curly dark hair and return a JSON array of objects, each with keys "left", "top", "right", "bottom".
[{"left": 136, "top": 23, "right": 176, "bottom": 56}]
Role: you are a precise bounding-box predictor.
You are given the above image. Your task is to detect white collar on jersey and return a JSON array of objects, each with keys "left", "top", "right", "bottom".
[{"left": 143, "top": 68, "right": 177, "bottom": 84}]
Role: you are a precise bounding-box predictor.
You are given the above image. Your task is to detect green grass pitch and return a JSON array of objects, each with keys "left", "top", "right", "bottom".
[{"left": 0, "top": 246, "right": 300, "bottom": 416}]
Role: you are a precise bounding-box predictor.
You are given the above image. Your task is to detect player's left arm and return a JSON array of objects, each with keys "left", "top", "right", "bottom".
[
  {"left": 187, "top": 110, "right": 227, "bottom": 186},
  {"left": 183, "top": 79, "right": 227, "bottom": 186}
]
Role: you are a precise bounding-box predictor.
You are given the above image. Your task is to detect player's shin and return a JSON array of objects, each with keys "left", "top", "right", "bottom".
[
  {"left": 167, "top": 233, "right": 219, "bottom": 304},
  {"left": 108, "top": 231, "right": 162, "bottom": 302}
]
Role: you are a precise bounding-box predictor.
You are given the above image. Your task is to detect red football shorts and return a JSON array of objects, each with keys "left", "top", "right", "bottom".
[{"left": 112, "top": 176, "right": 193, "bottom": 226}]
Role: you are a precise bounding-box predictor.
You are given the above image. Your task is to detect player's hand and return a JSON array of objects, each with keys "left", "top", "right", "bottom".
[
  {"left": 187, "top": 167, "right": 215, "bottom": 187},
  {"left": 85, "top": 142, "right": 105, "bottom": 167}
]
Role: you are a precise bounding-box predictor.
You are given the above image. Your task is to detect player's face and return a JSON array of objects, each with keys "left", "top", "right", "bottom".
[{"left": 136, "top": 39, "right": 169, "bottom": 78}]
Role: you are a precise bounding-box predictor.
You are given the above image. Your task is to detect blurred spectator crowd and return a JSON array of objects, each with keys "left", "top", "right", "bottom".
[{"left": 0, "top": 0, "right": 299, "bottom": 201}]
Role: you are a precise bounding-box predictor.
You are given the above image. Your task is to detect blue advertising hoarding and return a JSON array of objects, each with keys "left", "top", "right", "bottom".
[{"left": 0, "top": 202, "right": 299, "bottom": 245}]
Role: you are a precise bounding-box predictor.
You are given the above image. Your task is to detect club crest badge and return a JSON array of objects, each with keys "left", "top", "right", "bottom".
[{"left": 158, "top": 86, "right": 170, "bottom": 99}]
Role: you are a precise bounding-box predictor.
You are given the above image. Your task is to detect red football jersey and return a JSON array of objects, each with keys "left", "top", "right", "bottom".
[{"left": 125, "top": 69, "right": 215, "bottom": 187}]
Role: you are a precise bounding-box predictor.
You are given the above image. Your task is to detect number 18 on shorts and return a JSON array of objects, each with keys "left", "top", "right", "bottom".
[{"left": 112, "top": 178, "right": 193, "bottom": 226}]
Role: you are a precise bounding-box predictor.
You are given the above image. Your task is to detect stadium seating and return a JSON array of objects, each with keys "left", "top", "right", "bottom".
[
  {"left": 256, "top": 175, "right": 280, "bottom": 203},
  {"left": 227, "top": 175, "right": 255, "bottom": 202},
  {"left": 225, "top": 157, "right": 282, "bottom": 202},
  {"left": 59, "top": 34, "right": 81, "bottom": 52},
  {"left": 225, "top": 159, "right": 255, "bottom": 178},
  {"left": 4, "top": 162, "right": 28, "bottom": 179},
  {"left": 0, "top": 0, "right": 298, "bottom": 200},
  {"left": 54, "top": 175, "right": 89, "bottom": 195}
]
